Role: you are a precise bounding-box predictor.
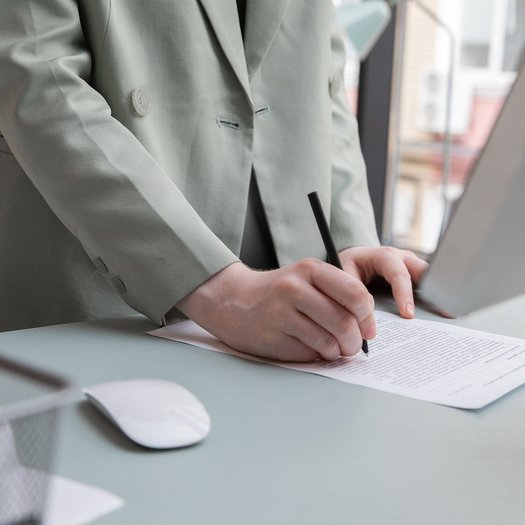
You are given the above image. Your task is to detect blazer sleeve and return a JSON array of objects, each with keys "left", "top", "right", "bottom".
[
  {"left": 0, "top": 0, "right": 239, "bottom": 324},
  {"left": 328, "top": 7, "right": 381, "bottom": 250}
]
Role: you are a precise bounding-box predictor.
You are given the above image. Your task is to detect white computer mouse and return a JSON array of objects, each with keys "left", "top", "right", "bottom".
[{"left": 83, "top": 379, "right": 211, "bottom": 449}]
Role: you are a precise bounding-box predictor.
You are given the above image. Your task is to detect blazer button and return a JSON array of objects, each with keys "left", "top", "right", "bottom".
[
  {"left": 111, "top": 276, "right": 127, "bottom": 295},
  {"left": 92, "top": 257, "right": 109, "bottom": 274},
  {"left": 131, "top": 88, "right": 151, "bottom": 117}
]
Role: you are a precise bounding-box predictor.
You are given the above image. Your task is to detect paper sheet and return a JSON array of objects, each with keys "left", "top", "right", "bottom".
[
  {"left": 150, "top": 311, "right": 525, "bottom": 409},
  {"left": 0, "top": 423, "right": 123, "bottom": 525},
  {"left": 44, "top": 475, "right": 124, "bottom": 525}
]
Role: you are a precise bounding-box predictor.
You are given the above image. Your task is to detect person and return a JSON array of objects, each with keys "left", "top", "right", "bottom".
[{"left": 0, "top": 0, "right": 427, "bottom": 360}]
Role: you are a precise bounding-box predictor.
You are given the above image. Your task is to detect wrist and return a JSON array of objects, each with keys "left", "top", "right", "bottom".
[{"left": 175, "top": 261, "right": 249, "bottom": 321}]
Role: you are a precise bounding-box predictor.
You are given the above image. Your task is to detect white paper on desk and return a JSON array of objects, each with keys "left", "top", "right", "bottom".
[
  {"left": 44, "top": 475, "right": 124, "bottom": 525},
  {"left": 150, "top": 311, "right": 525, "bottom": 409},
  {"left": 1, "top": 469, "right": 124, "bottom": 525},
  {"left": 0, "top": 423, "right": 123, "bottom": 525}
]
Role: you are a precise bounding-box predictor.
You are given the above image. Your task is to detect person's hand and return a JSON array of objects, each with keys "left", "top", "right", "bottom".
[
  {"left": 176, "top": 260, "right": 375, "bottom": 362},
  {"left": 339, "top": 246, "right": 429, "bottom": 319}
]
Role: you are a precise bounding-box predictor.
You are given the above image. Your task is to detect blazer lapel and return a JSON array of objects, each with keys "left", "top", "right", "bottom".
[
  {"left": 244, "top": 0, "right": 290, "bottom": 80},
  {"left": 198, "top": 0, "right": 251, "bottom": 102}
]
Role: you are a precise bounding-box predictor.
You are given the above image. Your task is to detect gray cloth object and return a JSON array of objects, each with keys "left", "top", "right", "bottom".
[{"left": 0, "top": 1, "right": 380, "bottom": 331}]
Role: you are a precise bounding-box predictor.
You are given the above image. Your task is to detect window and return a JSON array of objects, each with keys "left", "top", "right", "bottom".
[
  {"left": 383, "top": 0, "right": 525, "bottom": 255},
  {"left": 460, "top": 0, "right": 494, "bottom": 69}
]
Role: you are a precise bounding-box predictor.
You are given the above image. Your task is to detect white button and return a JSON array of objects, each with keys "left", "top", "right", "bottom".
[{"left": 131, "top": 88, "right": 151, "bottom": 117}]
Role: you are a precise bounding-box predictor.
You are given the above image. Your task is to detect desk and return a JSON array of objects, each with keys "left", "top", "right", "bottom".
[{"left": 2, "top": 296, "right": 525, "bottom": 525}]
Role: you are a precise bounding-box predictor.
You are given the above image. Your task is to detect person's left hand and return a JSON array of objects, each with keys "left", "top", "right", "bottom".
[{"left": 339, "top": 246, "right": 429, "bottom": 319}]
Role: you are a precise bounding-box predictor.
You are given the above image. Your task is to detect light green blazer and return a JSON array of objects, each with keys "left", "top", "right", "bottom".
[{"left": 0, "top": 0, "right": 379, "bottom": 332}]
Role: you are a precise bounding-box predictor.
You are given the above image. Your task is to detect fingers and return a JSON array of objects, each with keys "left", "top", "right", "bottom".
[
  {"left": 267, "top": 260, "right": 372, "bottom": 359},
  {"left": 308, "top": 261, "right": 376, "bottom": 342},
  {"left": 179, "top": 249, "right": 428, "bottom": 362},
  {"left": 266, "top": 260, "right": 374, "bottom": 359},
  {"left": 282, "top": 311, "right": 339, "bottom": 361},
  {"left": 284, "top": 305, "right": 363, "bottom": 359},
  {"left": 179, "top": 259, "right": 375, "bottom": 362},
  {"left": 371, "top": 248, "right": 428, "bottom": 319},
  {"left": 266, "top": 334, "right": 322, "bottom": 362},
  {"left": 404, "top": 252, "right": 429, "bottom": 284}
]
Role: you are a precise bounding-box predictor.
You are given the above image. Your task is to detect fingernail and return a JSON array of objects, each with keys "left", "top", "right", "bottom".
[
  {"left": 363, "top": 325, "right": 376, "bottom": 340},
  {"left": 405, "top": 303, "right": 415, "bottom": 317}
]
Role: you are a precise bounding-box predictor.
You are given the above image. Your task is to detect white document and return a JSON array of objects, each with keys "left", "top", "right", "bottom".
[
  {"left": 0, "top": 423, "right": 123, "bottom": 525},
  {"left": 44, "top": 475, "right": 124, "bottom": 525},
  {"left": 150, "top": 311, "right": 525, "bottom": 409}
]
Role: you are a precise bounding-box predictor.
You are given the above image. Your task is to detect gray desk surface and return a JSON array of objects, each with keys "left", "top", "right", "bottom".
[{"left": 2, "top": 296, "right": 525, "bottom": 525}]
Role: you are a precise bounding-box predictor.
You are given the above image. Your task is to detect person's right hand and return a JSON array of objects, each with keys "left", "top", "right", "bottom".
[{"left": 176, "top": 260, "right": 376, "bottom": 362}]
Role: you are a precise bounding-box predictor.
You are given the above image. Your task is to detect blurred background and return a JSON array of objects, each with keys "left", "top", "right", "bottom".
[{"left": 335, "top": 0, "right": 525, "bottom": 256}]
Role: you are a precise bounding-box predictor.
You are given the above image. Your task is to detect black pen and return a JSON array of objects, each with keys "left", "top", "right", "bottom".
[{"left": 307, "top": 191, "right": 368, "bottom": 357}]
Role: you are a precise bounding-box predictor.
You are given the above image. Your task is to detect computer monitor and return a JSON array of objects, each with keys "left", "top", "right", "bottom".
[{"left": 418, "top": 53, "right": 525, "bottom": 316}]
